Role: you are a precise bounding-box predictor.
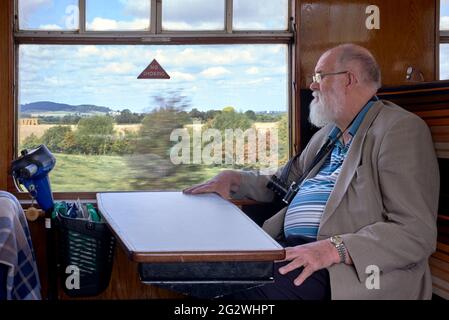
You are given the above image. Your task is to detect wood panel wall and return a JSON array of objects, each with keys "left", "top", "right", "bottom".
[
  {"left": 298, "top": 0, "right": 437, "bottom": 88},
  {"left": 378, "top": 81, "right": 449, "bottom": 299}
]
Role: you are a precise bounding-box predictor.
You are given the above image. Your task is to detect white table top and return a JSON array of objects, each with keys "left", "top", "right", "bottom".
[{"left": 97, "top": 192, "right": 284, "bottom": 262}]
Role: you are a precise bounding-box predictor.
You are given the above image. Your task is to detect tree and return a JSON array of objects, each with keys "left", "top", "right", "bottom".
[
  {"left": 20, "top": 133, "right": 41, "bottom": 151},
  {"left": 111, "top": 130, "right": 137, "bottom": 155},
  {"left": 40, "top": 125, "right": 72, "bottom": 153},
  {"left": 244, "top": 110, "right": 257, "bottom": 120},
  {"left": 129, "top": 91, "right": 207, "bottom": 190},
  {"left": 210, "top": 106, "right": 253, "bottom": 131},
  {"left": 115, "top": 109, "right": 141, "bottom": 124},
  {"left": 77, "top": 115, "right": 114, "bottom": 136},
  {"left": 189, "top": 108, "right": 205, "bottom": 121},
  {"left": 204, "top": 110, "right": 221, "bottom": 121},
  {"left": 75, "top": 115, "right": 115, "bottom": 154}
]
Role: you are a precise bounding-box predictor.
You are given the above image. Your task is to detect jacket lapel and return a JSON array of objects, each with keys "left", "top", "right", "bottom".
[{"left": 318, "top": 101, "right": 384, "bottom": 229}]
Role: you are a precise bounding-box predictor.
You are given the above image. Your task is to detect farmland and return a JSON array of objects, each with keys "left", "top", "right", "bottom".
[{"left": 19, "top": 124, "right": 141, "bottom": 143}]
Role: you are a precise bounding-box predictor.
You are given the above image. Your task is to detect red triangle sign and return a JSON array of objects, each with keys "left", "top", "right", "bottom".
[{"left": 138, "top": 59, "right": 170, "bottom": 79}]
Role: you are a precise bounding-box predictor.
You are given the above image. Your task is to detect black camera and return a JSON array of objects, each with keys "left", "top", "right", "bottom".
[{"left": 267, "top": 175, "right": 299, "bottom": 205}]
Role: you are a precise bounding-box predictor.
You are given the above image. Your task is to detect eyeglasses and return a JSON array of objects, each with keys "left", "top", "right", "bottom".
[{"left": 312, "top": 71, "right": 349, "bottom": 84}]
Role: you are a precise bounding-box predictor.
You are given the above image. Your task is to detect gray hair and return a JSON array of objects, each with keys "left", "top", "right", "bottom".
[{"left": 334, "top": 44, "right": 382, "bottom": 89}]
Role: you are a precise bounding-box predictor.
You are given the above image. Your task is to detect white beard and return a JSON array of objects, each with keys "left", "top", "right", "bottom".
[{"left": 308, "top": 91, "right": 343, "bottom": 128}]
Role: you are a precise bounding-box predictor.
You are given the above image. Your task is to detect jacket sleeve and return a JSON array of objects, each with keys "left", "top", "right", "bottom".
[{"left": 340, "top": 115, "right": 439, "bottom": 282}]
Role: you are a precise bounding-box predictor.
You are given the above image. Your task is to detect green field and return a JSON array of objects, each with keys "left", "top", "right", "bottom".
[{"left": 50, "top": 153, "right": 222, "bottom": 192}]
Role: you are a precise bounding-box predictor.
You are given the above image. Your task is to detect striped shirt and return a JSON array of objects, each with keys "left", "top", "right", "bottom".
[{"left": 283, "top": 100, "right": 375, "bottom": 239}]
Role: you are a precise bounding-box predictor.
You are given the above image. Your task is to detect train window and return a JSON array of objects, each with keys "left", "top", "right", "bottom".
[
  {"left": 17, "top": 0, "right": 79, "bottom": 31},
  {"left": 441, "top": 1, "right": 449, "bottom": 79},
  {"left": 162, "top": 0, "right": 225, "bottom": 31},
  {"left": 441, "top": 0, "right": 449, "bottom": 30},
  {"left": 441, "top": 44, "right": 449, "bottom": 80},
  {"left": 86, "top": 0, "right": 151, "bottom": 31},
  {"left": 15, "top": 0, "right": 292, "bottom": 193},
  {"left": 233, "top": 0, "right": 289, "bottom": 30}
]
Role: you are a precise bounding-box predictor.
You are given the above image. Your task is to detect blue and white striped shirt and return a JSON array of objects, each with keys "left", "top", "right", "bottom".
[{"left": 283, "top": 100, "right": 375, "bottom": 239}]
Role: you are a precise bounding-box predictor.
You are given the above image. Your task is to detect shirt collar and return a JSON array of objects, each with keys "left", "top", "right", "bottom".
[{"left": 328, "top": 97, "right": 378, "bottom": 141}]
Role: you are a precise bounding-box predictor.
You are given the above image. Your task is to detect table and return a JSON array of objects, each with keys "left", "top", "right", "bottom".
[{"left": 97, "top": 192, "right": 285, "bottom": 297}]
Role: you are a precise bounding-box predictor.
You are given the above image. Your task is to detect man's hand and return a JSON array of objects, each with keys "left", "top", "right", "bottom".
[
  {"left": 278, "top": 239, "right": 340, "bottom": 287},
  {"left": 183, "top": 170, "right": 241, "bottom": 199}
]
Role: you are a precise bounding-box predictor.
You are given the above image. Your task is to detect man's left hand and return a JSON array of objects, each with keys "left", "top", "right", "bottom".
[{"left": 278, "top": 239, "right": 340, "bottom": 287}]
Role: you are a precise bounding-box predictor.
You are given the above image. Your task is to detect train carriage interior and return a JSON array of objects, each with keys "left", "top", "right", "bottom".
[{"left": 1, "top": 0, "right": 449, "bottom": 307}]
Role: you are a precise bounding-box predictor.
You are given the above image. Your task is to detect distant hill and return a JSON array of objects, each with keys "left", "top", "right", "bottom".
[{"left": 20, "top": 101, "right": 112, "bottom": 115}]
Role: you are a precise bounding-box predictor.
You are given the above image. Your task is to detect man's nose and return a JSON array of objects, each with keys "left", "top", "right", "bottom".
[{"left": 310, "top": 80, "right": 319, "bottom": 91}]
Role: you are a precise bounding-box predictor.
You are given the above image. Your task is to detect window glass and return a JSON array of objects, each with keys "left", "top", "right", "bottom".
[
  {"left": 18, "top": 0, "right": 79, "bottom": 30},
  {"left": 18, "top": 44, "right": 288, "bottom": 191},
  {"left": 441, "top": 0, "right": 449, "bottom": 30},
  {"left": 441, "top": 44, "right": 449, "bottom": 80},
  {"left": 86, "top": 0, "right": 150, "bottom": 31},
  {"left": 233, "top": 0, "right": 288, "bottom": 30},
  {"left": 162, "top": 0, "right": 225, "bottom": 31}
]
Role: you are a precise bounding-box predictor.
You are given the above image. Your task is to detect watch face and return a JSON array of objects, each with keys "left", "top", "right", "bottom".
[{"left": 332, "top": 236, "right": 342, "bottom": 245}]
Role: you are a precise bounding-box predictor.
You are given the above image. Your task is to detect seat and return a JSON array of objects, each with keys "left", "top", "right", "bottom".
[{"left": 0, "top": 191, "right": 41, "bottom": 300}]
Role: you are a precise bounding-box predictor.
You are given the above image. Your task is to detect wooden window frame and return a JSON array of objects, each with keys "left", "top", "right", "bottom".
[{"left": 1, "top": 0, "right": 301, "bottom": 202}]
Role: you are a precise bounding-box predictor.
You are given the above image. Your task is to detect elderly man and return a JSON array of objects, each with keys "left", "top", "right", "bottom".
[{"left": 184, "top": 44, "right": 439, "bottom": 300}]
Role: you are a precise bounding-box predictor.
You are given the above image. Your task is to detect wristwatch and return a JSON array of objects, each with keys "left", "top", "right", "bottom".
[{"left": 330, "top": 235, "right": 346, "bottom": 263}]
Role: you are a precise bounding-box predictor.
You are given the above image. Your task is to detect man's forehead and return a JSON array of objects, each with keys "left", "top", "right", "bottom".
[{"left": 314, "top": 50, "right": 338, "bottom": 72}]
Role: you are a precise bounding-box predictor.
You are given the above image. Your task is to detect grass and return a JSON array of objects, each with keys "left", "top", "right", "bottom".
[
  {"left": 51, "top": 153, "right": 134, "bottom": 192},
  {"left": 50, "top": 153, "right": 223, "bottom": 192}
]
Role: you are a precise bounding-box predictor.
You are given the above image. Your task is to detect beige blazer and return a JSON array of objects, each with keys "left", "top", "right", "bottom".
[{"left": 232, "top": 100, "right": 439, "bottom": 300}]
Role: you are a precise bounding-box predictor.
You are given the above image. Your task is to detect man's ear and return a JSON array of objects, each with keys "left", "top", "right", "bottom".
[{"left": 346, "top": 72, "right": 358, "bottom": 89}]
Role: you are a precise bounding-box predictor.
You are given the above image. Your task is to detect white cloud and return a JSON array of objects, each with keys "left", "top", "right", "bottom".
[
  {"left": 162, "top": 21, "right": 223, "bottom": 31},
  {"left": 76, "top": 46, "right": 136, "bottom": 61},
  {"left": 233, "top": 22, "right": 266, "bottom": 30},
  {"left": 39, "top": 24, "right": 63, "bottom": 30},
  {"left": 246, "top": 67, "right": 260, "bottom": 75},
  {"left": 440, "top": 45, "right": 449, "bottom": 80},
  {"left": 43, "top": 76, "right": 59, "bottom": 86},
  {"left": 19, "top": 0, "right": 52, "bottom": 15},
  {"left": 76, "top": 46, "right": 100, "bottom": 58},
  {"left": 441, "top": 16, "right": 449, "bottom": 30},
  {"left": 120, "top": 0, "right": 150, "bottom": 18},
  {"left": 97, "top": 62, "right": 136, "bottom": 74},
  {"left": 162, "top": 0, "right": 224, "bottom": 26},
  {"left": 87, "top": 17, "right": 149, "bottom": 31},
  {"left": 19, "top": 0, "right": 52, "bottom": 28},
  {"left": 164, "top": 48, "right": 255, "bottom": 67},
  {"left": 248, "top": 77, "right": 272, "bottom": 84},
  {"left": 233, "top": 0, "right": 288, "bottom": 30},
  {"left": 200, "top": 67, "right": 231, "bottom": 78},
  {"left": 170, "top": 71, "right": 196, "bottom": 81}
]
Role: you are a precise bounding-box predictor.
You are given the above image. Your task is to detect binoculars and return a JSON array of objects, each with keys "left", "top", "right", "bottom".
[{"left": 266, "top": 175, "right": 299, "bottom": 205}]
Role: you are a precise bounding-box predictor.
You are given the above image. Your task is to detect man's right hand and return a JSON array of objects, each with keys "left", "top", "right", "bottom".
[{"left": 183, "top": 170, "right": 241, "bottom": 200}]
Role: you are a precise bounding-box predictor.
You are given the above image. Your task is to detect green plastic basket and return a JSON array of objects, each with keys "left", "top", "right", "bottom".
[{"left": 56, "top": 212, "right": 116, "bottom": 297}]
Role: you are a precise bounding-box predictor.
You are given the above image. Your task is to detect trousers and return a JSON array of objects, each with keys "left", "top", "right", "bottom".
[{"left": 222, "top": 235, "right": 331, "bottom": 300}]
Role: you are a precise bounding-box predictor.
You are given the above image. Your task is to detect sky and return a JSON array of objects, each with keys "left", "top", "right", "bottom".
[
  {"left": 441, "top": 1, "right": 449, "bottom": 80},
  {"left": 17, "top": 0, "right": 289, "bottom": 113},
  {"left": 442, "top": 0, "right": 449, "bottom": 30}
]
